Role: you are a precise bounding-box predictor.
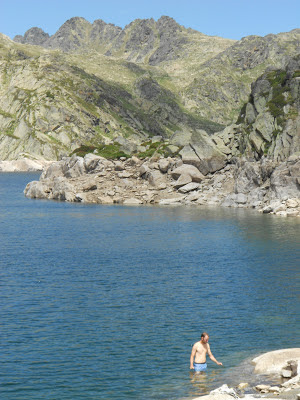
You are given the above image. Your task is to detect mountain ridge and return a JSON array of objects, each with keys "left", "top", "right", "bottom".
[{"left": 0, "top": 16, "right": 299, "bottom": 161}]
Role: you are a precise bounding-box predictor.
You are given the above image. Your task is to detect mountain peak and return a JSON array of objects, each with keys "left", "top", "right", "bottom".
[{"left": 14, "top": 27, "right": 49, "bottom": 45}]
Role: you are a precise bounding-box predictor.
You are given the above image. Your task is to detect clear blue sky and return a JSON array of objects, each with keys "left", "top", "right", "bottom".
[{"left": 1, "top": 0, "right": 299, "bottom": 40}]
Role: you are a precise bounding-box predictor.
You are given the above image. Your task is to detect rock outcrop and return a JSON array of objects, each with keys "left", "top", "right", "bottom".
[
  {"left": 252, "top": 349, "right": 300, "bottom": 375},
  {"left": 235, "top": 56, "right": 300, "bottom": 161},
  {"left": 24, "top": 152, "right": 300, "bottom": 217}
]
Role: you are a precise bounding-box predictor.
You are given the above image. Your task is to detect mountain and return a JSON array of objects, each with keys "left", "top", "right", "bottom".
[
  {"left": 13, "top": 16, "right": 233, "bottom": 65},
  {"left": 0, "top": 32, "right": 222, "bottom": 160},
  {"left": 0, "top": 16, "right": 299, "bottom": 161}
]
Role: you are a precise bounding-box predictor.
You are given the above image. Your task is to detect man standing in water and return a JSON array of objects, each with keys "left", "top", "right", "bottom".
[{"left": 190, "top": 332, "right": 223, "bottom": 372}]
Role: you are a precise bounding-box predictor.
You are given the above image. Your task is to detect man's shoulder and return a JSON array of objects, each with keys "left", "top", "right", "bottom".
[{"left": 193, "top": 341, "right": 201, "bottom": 347}]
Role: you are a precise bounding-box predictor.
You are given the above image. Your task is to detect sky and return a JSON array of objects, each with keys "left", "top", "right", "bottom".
[{"left": 1, "top": 0, "right": 299, "bottom": 41}]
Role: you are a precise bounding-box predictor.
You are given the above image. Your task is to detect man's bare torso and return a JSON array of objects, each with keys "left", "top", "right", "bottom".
[{"left": 193, "top": 341, "right": 209, "bottom": 363}]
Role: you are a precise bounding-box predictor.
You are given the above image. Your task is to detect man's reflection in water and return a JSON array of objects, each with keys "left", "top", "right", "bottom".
[{"left": 189, "top": 369, "right": 222, "bottom": 397}]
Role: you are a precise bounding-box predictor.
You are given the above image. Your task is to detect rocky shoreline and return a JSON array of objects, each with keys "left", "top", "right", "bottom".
[
  {"left": 24, "top": 152, "right": 300, "bottom": 217},
  {"left": 192, "top": 349, "right": 300, "bottom": 400}
]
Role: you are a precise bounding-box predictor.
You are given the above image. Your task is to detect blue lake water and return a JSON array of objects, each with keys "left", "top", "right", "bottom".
[{"left": 0, "top": 173, "right": 299, "bottom": 400}]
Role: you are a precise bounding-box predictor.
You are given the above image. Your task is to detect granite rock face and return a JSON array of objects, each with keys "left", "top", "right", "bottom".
[{"left": 235, "top": 55, "right": 300, "bottom": 161}]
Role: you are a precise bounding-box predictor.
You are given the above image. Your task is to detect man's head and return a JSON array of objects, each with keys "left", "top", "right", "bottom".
[{"left": 201, "top": 332, "right": 209, "bottom": 343}]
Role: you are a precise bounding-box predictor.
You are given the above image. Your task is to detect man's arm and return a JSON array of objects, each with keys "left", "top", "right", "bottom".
[
  {"left": 207, "top": 344, "right": 223, "bottom": 366},
  {"left": 190, "top": 344, "right": 197, "bottom": 369}
]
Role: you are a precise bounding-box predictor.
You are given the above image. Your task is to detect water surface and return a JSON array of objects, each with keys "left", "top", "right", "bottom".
[{"left": 0, "top": 173, "right": 299, "bottom": 399}]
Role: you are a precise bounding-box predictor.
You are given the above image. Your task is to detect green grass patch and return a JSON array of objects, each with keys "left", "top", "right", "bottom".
[
  {"left": 97, "top": 144, "right": 130, "bottom": 159},
  {"left": 71, "top": 143, "right": 130, "bottom": 159},
  {"left": 266, "top": 70, "right": 287, "bottom": 87},
  {"left": 71, "top": 145, "right": 97, "bottom": 157}
]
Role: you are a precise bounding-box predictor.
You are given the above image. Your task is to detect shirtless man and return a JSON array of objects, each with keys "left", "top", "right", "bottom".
[{"left": 190, "top": 332, "right": 223, "bottom": 372}]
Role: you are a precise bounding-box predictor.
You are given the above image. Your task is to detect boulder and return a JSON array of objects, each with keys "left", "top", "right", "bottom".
[
  {"left": 173, "top": 173, "right": 192, "bottom": 189},
  {"left": 171, "top": 164, "right": 204, "bottom": 183},
  {"left": 270, "top": 163, "right": 300, "bottom": 199},
  {"left": 262, "top": 205, "right": 273, "bottom": 213},
  {"left": 286, "top": 198, "right": 299, "bottom": 208},
  {"left": 114, "top": 136, "right": 137, "bottom": 154},
  {"left": 51, "top": 177, "right": 76, "bottom": 201},
  {"left": 24, "top": 180, "right": 50, "bottom": 199},
  {"left": 237, "top": 383, "right": 249, "bottom": 390},
  {"left": 83, "top": 153, "right": 105, "bottom": 172},
  {"left": 192, "top": 395, "right": 234, "bottom": 400},
  {"left": 126, "top": 156, "right": 140, "bottom": 166},
  {"left": 253, "top": 112, "right": 274, "bottom": 142},
  {"left": 281, "top": 368, "right": 292, "bottom": 378},
  {"left": 114, "top": 161, "right": 125, "bottom": 171},
  {"left": 159, "top": 197, "right": 185, "bottom": 205},
  {"left": 252, "top": 349, "right": 300, "bottom": 375},
  {"left": 164, "top": 145, "right": 180, "bottom": 155},
  {"left": 82, "top": 181, "right": 97, "bottom": 192},
  {"left": 117, "top": 171, "right": 132, "bottom": 178},
  {"left": 235, "top": 193, "right": 247, "bottom": 204},
  {"left": 123, "top": 198, "right": 143, "bottom": 205},
  {"left": 158, "top": 158, "right": 170, "bottom": 173},
  {"left": 41, "top": 160, "right": 64, "bottom": 179},
  {"left": 147, "top": 170, "right": 167, "bottom": 187},
  {"left": 62, "top": 155, "right": 85, "bottom": 178},
  {"left": 178, "top": 182, "right": 200, "bottom": 193},
  {"left": 210, "top": 385, "right": 238, "bottom": 398},
  {"left": 172, "top": 129, "right": 227, "bottom": 174},
  {"left": 139, "top": 164, "right": 150, "bottom": 176},
  {"left": 256, "top": 385, "right": 271, "bottom": 391},
  {"left": 268, "top": 386, "right": 280, "bottom": 393}
]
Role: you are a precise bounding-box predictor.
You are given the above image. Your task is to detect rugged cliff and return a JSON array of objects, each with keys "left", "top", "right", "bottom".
[{"left": 213, "top": 55, "right": 300, "bottom": 161}]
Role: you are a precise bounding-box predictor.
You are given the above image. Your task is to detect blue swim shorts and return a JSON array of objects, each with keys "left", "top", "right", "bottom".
[{"left": 194, "top": 362, "right": 207, "bottom": 372}]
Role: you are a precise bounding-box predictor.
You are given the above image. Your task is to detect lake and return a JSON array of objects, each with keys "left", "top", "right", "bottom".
[{"left": 0, "top": 173, "right": 299, "bottom": 400}]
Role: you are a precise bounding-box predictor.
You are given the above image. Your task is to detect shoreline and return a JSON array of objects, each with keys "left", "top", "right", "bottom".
[
  {"left": 22, "top": 153, "right": 300, "bottom": 217},
  {"left": 191, "top": 349, "right": 300, "bottom": 400},
  {"left": 0, "top": 158, "right": 53, "bottom": 172}
]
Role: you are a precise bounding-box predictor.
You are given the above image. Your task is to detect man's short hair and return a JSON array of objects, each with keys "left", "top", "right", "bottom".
[{"left": 201, "top": 332, "right": 209, "bottom": 338}]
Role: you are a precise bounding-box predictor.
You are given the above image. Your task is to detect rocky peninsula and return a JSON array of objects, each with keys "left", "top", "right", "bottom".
[
  {"left": 24, "top": 149, "right": 300, "bottom": 217},
  {"left": 193, "top": 348, "right": 300, "bottom": 400}
]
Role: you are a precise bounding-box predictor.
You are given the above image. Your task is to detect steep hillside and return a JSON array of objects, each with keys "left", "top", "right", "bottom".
[
  {"left": 13, "top": 17, "right": 300, "bottom": 124},
  {"left": 184, "top": 29, "right": 300, "bottom": 124},
  {"left": 0, "top": 34, "right": 221, "bottom": 160}
]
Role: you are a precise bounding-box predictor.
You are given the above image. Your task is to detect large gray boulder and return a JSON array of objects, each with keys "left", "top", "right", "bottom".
[
  {"left": 171, "top": 164, "right": 204, "bottom": 183},
  {"left": 24, "top": 180, "right": 50, "bottom": 199},
  {"left": 252, "top": 348, "right": 300, "bottom": 375},
  {"left": 171, "top": 129, "right": 227, "bottom": 175},
  {"left": 51, "top": 177, "right": 76, "bottom": 201},
  {"left": 62, "top": 155, "right": 86, "bottom": 178},
  {"left": 270, "top": 159, "right": 300, "bottom": 199}
]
